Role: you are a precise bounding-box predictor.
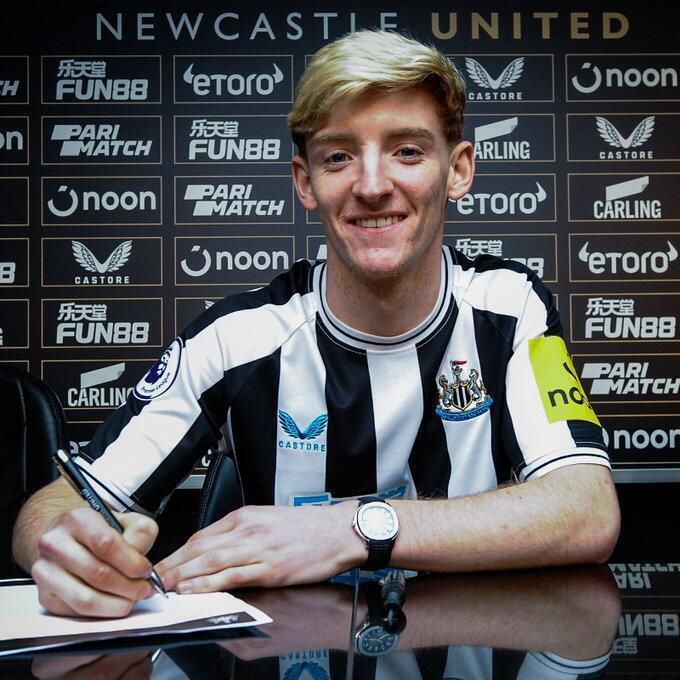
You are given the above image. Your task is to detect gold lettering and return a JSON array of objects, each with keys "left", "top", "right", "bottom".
[
  {"left": 571, "top": 12, "right": 589, "bottom": 38},
  {"left": 431, "top": 12, "right": 457, "bottom": 40},
  {"left": 471, "top": 12, "right": 499, "bottom": 39},
  {"left": 533, "top": 12, "right": 558, "bottom": 39},
  {"left": 512, "top": 12, "right": 522, "bottom": 39},
  {"left": 603, "top": 12, "right": 629, "bottom": 39}
]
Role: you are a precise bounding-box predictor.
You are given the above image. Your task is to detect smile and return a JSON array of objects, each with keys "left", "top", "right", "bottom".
[{"left": 353, "top": 215, "right": 403, "bottom": 228}]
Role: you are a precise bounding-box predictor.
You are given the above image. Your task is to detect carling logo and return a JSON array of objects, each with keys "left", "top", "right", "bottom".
[
  {"left": 67, "top": 362, "right": 130, "bottom": 408},
  {"left": 593, "top": 176, "right": 661, "bottom": 220}
]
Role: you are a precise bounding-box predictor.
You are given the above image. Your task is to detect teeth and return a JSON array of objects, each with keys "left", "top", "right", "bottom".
[{"left": 355, "top": 215, "right": 401, "bottom": 228}]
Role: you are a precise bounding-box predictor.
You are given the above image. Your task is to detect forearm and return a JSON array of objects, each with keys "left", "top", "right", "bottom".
[
  {"left": 12, "top": 477, "right": 85, "bottom": 572},
  {"left": 387, "top": 464, "right": 619, "bottom": 572}
]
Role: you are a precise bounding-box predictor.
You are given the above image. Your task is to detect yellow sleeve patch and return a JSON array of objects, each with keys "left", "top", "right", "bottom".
[{"left": 528, "top": 336, "right": 600, "bottom": 426}]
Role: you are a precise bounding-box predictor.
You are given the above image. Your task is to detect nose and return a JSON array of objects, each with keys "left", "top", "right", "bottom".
[{"left": 352, "top": 151, "right": 393, "bottom": 203}]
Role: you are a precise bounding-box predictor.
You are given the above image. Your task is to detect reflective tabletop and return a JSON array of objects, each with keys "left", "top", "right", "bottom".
[{"left": 2, "top": 563, "right": 679, "bottom": 679}]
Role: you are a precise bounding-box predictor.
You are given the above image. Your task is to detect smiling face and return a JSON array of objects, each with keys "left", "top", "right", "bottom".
[{"left": 292, "top": 86, "right": 473, "bottom": 289}]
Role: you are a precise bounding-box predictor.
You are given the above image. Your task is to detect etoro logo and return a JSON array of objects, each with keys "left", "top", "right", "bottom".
[
  {"left": 596, "top": 116, "right": 655, "bottom": 159},
  {"left": 578, "top": 240, "right": 677, "bottom": 274},
  {"left": 528, "top": 336, "right": 599, "bottom": 425},
  {"left": 455, "top": 181, "right": 547, "bottom": 216},
  {"left": 182, "top": 62, "right": 283, "bottom": 97}
]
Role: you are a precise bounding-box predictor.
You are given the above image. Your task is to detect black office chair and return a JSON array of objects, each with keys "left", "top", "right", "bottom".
[
  {"left": 0, "top": 366, "right": 66, "bottom": 577},
  {"left": 197, "top": 449, "right": 243, "bottom": 530}
]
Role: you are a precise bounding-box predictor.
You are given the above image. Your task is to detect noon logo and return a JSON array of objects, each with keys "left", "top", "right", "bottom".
[
  {"left": 528, "top": 336, "right": 599, "bottom": 425},
  {"left": 278, "top": 410, "right": 328, "bottom": 452}
]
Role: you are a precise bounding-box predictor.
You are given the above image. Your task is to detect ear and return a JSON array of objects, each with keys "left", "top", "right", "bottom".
[
  {"left": 292, "top": 155, "right": 319, "bottom": 212},
  {"left": 446, "top": 141, "right": 475, "bottom": 202}
]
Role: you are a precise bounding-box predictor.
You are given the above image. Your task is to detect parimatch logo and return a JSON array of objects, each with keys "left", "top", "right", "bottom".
[
  {"left": 43, "top": 116, "right": 161, "bottom": 164},
  {"left": 457, "top": 54, "right": 553, "bottom": 103},
  {"left": 42, "top": 56, "right": 161, "bottom": 103},
  {"left": 174, "top": 55, "right": 292, "bottom": 103},
  {"left": 175, "top": 116, "right": 289, "bottom": 163},
  {"left": 42, "top": 237, "right": 162, "bottom": 287},
  {"left": 175, "top": 176, "right": 293, "bottom": 224},
  {"left": 42, "top": 298, "right": 162, "bottom": 348},
  {"left": 0, "top": 57, "right": 28, "bottom": 103},
  {"left": 578, "top": 357, "right": 680, "bottom": 401},
  {"left": 42, "top": 177, "right": 161, "bottom": 225}
]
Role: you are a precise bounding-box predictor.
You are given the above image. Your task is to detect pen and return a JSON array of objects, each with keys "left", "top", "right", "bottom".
[{"left": 53, "top": 448, "right": 168, "bottom": 598}]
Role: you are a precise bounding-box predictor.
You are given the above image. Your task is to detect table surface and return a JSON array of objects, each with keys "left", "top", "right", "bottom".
[{"left": 1, "top": 563, "right": 678, "bottom": 679}]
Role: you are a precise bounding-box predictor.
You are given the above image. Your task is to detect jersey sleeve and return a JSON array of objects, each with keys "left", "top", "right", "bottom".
[
  {"left": 73, "top": 319, "right": 229, "bottom": 516},
  {"left": 502, "top": 272, "right": 610, "bottom": 481}
]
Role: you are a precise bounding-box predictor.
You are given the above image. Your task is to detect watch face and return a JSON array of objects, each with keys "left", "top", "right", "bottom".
[
  {"left": 356, "top": 624, "right": 398, "bottom": 656},
  {"left": 358, "top": 503, "right": 398, "bottom": 540}
]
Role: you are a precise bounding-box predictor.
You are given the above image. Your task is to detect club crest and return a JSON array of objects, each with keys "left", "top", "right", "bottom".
[{"left": 435, "top": 360, "right": 493, "bottom": 421}]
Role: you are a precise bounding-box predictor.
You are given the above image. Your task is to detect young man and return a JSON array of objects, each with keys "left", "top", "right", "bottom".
[{"left": 13, "top": 30, "right": 620, "bottom": 618}]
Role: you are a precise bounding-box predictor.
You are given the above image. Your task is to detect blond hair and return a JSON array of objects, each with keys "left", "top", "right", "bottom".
[{"left": 288, "top": 30, "right": 466, "bottom": 153}]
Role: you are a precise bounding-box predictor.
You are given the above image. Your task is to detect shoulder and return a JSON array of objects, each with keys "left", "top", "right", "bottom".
[
  {"left": 449, "top": 247, "right": 554, "bottom": 319},
  {"left": 180, "top": 259, "right": 318, "bottom": 344}
]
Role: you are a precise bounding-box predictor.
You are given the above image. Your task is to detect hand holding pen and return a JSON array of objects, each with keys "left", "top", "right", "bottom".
[{"left": 52, "top": 449, "right": 167, "bottom": 599}]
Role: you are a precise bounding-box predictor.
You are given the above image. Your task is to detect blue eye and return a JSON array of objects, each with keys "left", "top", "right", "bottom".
[
  {"left": 326, "top": 152, "right": 347, "bottom": 165},
  {"left": 397, "top": 146, "right": 422, "bottom": 159}
]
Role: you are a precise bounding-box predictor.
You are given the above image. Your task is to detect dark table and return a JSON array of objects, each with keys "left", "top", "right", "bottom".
[{"left": 2, "top": 563, "right": 679, "bottom": 679}]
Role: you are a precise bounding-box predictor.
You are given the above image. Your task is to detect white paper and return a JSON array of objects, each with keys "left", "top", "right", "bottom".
[{"left": 0, "top": 585, "right": 271, "bottom": 656}]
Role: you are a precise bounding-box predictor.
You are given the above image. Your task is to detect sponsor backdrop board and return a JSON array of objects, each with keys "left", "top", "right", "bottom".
[{"left": 0, "top": 1, "right": 678, "bottom": 483}]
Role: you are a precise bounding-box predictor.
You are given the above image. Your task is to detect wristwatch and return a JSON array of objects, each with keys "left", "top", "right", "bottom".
[
  {"left": 354, "top": 582, "right": 400, "bottom": 657},
  {"left": 352, "top": 497, "right": 399, "bottom": 570}
]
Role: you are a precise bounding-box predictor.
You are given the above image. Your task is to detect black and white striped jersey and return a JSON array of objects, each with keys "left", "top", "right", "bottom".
[{"left": 75, "top": 246, "right": 610, "bottom": 516}]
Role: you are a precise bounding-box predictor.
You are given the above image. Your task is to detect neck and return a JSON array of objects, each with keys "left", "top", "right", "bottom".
[{"left": 325, "top": 253, "right": 442, "bottom": 337}]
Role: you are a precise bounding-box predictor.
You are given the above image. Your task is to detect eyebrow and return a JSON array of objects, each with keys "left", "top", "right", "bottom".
[{"left": 308, "top": 127, "right": 437, "bottom": 150}]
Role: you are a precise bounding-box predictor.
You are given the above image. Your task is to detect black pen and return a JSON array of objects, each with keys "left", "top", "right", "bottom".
[{"left": 53, "top": 448, "right": 168, "bottom": 598}]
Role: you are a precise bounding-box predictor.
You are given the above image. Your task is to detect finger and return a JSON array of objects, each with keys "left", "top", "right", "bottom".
[
  {"left": 34, "top": 587, "right": 81, "bottom": 618},
  {"left": 117, "top": 512, "right": 159, "bottom": 556},
  {"left": 70, "top": 651, "right": 152, "bottom": 680},
  {"left": 63, "top": 508, "right": 153, "bottom": 580},
  {"left": 32, "top": 558, "right": 137, "bottom": 618},
  {"left": 163, "top": 547, "right": 255, "bottom": 591},
  {"left": 176, "top": 562, "right": 273, "bottom": 594},
  {"left": 38, "top": 528, "right": 153, "bottom": 602}
]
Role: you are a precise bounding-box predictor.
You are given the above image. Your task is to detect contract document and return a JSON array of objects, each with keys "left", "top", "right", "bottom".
[{"left": 0, "top": 583, "right": 271, "bottom": 656}]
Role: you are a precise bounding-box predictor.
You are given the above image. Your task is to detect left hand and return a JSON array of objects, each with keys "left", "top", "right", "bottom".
[{"left": 156, "top": 502, "right": 364, "bottom": 593}]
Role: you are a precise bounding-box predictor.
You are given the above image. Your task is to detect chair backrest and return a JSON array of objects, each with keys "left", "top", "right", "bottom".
[
  {"left": 197, "top": 450, "right": 243, "bottom": 530},
  {"left": 0, "top": 367, "right": 67, "bottom": 576}
]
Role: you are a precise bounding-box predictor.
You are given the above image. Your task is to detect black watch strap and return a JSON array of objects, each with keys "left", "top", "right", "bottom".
[{"left": 357, "top": 497, "right": 397, "bottom": 571}]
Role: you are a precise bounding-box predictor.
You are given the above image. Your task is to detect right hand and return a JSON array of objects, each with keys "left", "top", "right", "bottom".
[{"left": 31, "top": 507, "right": 159, "bottom": 618}]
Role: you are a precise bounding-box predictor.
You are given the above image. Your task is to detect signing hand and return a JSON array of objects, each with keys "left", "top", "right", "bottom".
[
  {"left": 156, "top": 502, "right": 364, "bottom": 593},
  {"left": 32, "top": 507, "right": 158, "bottom": 618}
]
